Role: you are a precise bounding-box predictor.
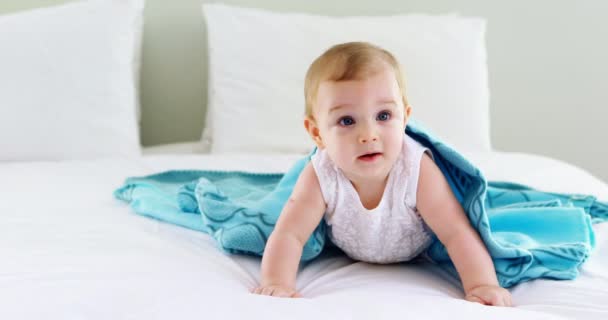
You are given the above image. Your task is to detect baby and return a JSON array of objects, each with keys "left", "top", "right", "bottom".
[{"left": 252, "top": 42, "right": 512, "bottom": 307}]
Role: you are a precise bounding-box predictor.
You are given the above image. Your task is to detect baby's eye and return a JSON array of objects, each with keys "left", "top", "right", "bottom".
[
  {"left": 377, "top": 111, "right": 391, "bottom": 121},
  {"left": 338, "top": 116, "right": 355, "bottom": 126}
]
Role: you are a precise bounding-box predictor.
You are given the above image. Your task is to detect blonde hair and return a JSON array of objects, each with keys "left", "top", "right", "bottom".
[{"left": 304, "top": 42, "right": 408, "bottom": 119}]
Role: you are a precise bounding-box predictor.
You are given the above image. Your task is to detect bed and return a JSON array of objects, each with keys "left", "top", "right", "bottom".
[
  {"left": 1, "top": 147, "right": 607, "bottom": 319},
  {"left": 1, "top": 1, "right": 606, "bottom": 319}
]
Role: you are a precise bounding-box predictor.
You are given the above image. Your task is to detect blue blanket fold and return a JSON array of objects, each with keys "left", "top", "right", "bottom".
[{"left": 114, "top": 121, "right": 607, "bottom": 288}]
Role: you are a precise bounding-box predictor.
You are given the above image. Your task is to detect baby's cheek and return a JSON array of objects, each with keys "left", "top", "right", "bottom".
[{"left": 329, "top": 147, "right": 350, "bottom": 168}]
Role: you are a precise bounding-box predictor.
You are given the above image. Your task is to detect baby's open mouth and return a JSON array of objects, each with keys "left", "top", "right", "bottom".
[{"left": 358, "top": 152, "right": 382, "bottom": 161}]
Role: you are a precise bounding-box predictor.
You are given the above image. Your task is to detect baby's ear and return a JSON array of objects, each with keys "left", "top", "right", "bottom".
[
  {"left": 403, "top": 104, "right": 412, "bottom": 126},
  {"left": 304, "top": 117, "right": 325, "bottom": 149}
]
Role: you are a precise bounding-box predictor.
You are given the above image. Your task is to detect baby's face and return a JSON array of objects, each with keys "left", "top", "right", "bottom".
[{"left": 312, "top": 68, "right": 409, "bottom": 183}]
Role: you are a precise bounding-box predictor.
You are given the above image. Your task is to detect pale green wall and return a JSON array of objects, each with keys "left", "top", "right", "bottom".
[{"left": 2, "top": 0, "right": 607, "bottom": 183}]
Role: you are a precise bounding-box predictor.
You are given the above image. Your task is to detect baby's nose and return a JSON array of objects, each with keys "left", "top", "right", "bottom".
[
  {"left": 359, "top": 136, "right": 378, "bottom": 144},
  {"left": 358, "top": 129, "right": 379, "bottom": 144}
]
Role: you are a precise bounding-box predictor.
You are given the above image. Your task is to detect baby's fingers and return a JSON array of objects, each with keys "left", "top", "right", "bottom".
[
  {"left": 501, "top": 293, "right": 513, "bottom": 307},
  {"left": 488, "top": 293, "right": 506, "bottom": 307},
  {"left": 486, "top": 290, "right": 512, "bottom": 307},
  {"left": 466, "top": 290, "right": 511, "bottom": 307},
  {"left": 250, "top": 286, "right": 301, "bottom": 298},
  {"left": 273, "top": 288, "right": 300, "bottom": 298},
  {"left": 250, "top": 286, "right": 273, "bottom": 295},
  {"left": 261, "top": 287, "right": 275, "bottom": 296},
  {"left": 465, "top": 294, "right": 487, "bottom": 305}
]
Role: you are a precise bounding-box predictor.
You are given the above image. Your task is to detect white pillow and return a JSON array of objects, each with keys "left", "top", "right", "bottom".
[
  {"left": 0, "top": 0, "right": 144, "bottom": 161},
  {"left": 202, "top": 4, "right": 491, "bottom": 154}
]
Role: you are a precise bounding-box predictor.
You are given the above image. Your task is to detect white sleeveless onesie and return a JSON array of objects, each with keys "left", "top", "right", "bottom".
[{"left": 310, "top": 135, "right": 434, "bottom": 264}]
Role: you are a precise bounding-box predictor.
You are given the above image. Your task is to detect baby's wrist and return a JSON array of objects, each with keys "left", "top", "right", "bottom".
[{"left": 465, "top": 283, "right": 500, "bottom": 293}]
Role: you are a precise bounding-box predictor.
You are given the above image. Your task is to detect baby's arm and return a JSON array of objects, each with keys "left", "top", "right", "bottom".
[
  {"left": 416, "top": 154, "right": 513, "bottom": 307},
  {"left": 251, "top": 162, "right": 326, "bottom": 298}
]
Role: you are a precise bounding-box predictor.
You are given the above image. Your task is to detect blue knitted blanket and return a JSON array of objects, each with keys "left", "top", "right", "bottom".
[{"left": 114, "top": 121, "right": 608, "bottom": 288}]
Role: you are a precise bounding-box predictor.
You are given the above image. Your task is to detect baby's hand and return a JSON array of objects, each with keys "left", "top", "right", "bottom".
[
  {"left": 251, "top": 284, "right": 302, "bottom": 298},
  {"left": 465, "top": 285, "right": 513, "bottom": 307}
]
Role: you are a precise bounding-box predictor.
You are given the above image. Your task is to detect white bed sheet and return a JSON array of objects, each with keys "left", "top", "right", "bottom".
[{"left": 1, "top": 151, "right": 607, "bottom": 320}]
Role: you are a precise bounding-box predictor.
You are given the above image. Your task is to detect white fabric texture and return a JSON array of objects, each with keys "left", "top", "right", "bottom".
[
  {"left": 0, "top": 0, "right": 144, "bottom": 161},
  {"left": 202, "top": 4, "right": 491, "bottom": 154},
  {"left": 311, "top": 136, "right": 433, "bottom": 263},
  {"left": 1, "top": 152, "right": 608, "bottom": 319}
]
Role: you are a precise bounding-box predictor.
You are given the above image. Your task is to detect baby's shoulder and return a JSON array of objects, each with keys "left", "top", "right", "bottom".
[
  {"left": 310, "top": 148, "right": 338, "bottom": 177},
  {"left": 309, "top": 149, "right": 338, "bottom": 187},
  {"left": 403, "top": 134, "right": 429, "bottom": 153}
]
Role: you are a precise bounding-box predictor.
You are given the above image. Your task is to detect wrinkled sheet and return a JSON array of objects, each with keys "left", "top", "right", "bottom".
[{"left": 1, "top": 151, "right": 607, "bottom": 319}]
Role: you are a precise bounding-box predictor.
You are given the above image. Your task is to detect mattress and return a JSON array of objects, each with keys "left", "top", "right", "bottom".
[{"left": 1, "top": 149, "right": 607, "bottom": 319}]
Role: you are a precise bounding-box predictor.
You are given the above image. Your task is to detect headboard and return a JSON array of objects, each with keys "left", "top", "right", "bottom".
[{"left": 1, "top": 0, "right": 607, "bottom": 182}]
